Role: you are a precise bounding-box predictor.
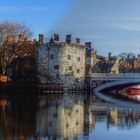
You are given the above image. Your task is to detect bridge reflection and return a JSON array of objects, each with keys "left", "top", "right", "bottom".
[{"left": 94, "top": 80, "right": 140, "bottom": 108}]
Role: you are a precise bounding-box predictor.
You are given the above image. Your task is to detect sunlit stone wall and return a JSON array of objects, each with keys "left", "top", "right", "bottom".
[{"left": 36, "top": 42, "right": 86, "bottom": 89}]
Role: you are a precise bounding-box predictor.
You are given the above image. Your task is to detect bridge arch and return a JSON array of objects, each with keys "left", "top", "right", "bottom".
[{"left": 94, "top": 80, "right": 140, "bottom": 109}]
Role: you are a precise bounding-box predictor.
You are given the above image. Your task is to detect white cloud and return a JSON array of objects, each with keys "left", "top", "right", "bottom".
[
  {"left": 87, "top": 16, "right": 140, "bottom": 32},
  {"left": 96, "top": 41, "right": 140, "bottom": 48},
  {"left": 114, "top": 24, "right": 140, "bottom": 32},
  {"left": 87, "top": 16, "right": 140, "bottom": 21}
]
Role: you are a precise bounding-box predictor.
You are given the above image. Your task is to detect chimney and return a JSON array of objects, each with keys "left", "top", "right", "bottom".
[
  {"left": 33, "top": 39, "right": 38, "bottom": 44},
  {"left": 108, "top": 52, "right": 111, "bottom": 60},
  {"left": 85, "top": 42, "right": 91, "bottom": 49},
  {"left": 54, "top": 34, "right": 59, "bottom": 41},
  {"left": 33, "top": 39, "right": 37, "bottom": 42},
  {"left": 49, "top": 36, "right": 54, "bottom": 45},
  {"left": 76, "top": 38, "right": 80, "bottom": 44},
  {"left": 39, "top": 34, "right": 44, "bottom": 43},
  {"left": 66, "top": 34, "right": 71, "bottom": 44},
  {"left": 127, "top": 54, "right": 130, "bottom": 59},
  {"left": 95, "top": 50, "right": 97, "bottom": 55}
]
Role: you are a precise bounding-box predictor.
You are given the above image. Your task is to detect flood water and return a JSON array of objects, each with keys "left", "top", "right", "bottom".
[{"left": 0, "top": 92, "right": 140, "bottom": 140}]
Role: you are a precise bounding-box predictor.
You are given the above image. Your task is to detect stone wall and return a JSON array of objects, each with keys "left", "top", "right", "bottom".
[{"left": 36, "top": 42, "right": 86, "bottom": 90}]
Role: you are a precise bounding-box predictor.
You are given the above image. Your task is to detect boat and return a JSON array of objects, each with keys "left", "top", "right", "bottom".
[{"left": 127, "top": 85, "right": 140, "bottom": 101}]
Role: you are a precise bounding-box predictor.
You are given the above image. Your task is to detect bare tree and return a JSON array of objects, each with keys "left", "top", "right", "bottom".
[
  {"left": 0, "top": 21, "right": 33, "bottom": 74},
  {"left": 0, "top": 21, "right": 32, "bottom": 48}
]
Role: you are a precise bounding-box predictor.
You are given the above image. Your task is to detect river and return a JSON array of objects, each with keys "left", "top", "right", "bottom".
[{"left": 0, "top": 91, "right": 140, "bottom": 140}]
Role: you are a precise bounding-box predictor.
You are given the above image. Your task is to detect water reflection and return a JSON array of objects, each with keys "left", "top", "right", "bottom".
[
  {"left": 107, "top": 108, "right": 140, "bottom": 129},
  {"left": 0, "top": 95, "right": 36, "bottom": 140},
  {"left": 0, "top": 93, "right": 140, "bottom": 139},
  {"left": 36, "top": 93, "right": 94, "bottom": 139}
]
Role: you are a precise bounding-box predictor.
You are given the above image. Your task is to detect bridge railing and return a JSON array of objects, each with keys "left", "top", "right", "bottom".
[{"left": 90, "top": 73, "right": 140, "bottom": 78}]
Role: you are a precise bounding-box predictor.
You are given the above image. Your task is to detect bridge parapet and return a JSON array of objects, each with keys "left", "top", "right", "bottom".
[
  {"left": 90, "top": 73, "right": 140, "bottom": 81},
  {"left": 91, "top": 73, "right": 140, "bottom": 77}
]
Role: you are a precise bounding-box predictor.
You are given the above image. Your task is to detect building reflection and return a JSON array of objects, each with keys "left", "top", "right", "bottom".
[
  {"left": 107, "top": 108, "right": 140, "bottom": 129},
  {"left": 36, "top": 93, "right": 95, "bottom": 139},
  {"left": 0, "top": 93, "right": 140, "bottom": 139}
]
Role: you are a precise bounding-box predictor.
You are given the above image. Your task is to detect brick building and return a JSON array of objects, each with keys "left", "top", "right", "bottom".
[{"left": 119, "top": 56, "right": 140, "bottom": 72}]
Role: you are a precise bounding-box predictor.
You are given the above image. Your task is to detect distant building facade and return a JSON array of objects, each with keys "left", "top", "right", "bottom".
[{"left": 119, "top": 55, "right": 140, "bottom": 72}]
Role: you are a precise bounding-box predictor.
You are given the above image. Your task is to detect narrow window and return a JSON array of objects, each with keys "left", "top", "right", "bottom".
[
  {"left": 66, "top": 123, "right": 69, "bottom": 128},
  {"left": 76, "top": 109, "right": 79, "bottom": 113},
  {"left": 77, "top": 57, "right": 80, "bottom": 62},
  {"left": 77, "top": 69, "right": 80, "bottom": 73},
  {"left": 50, "top": 54, "right": 54, "bottom": 59},
  {"left": 56, "top": 74, "right": 59, "bottom": 78},
  {"left": 69, "top": 66, "right": 72, "bottom": 71},
  {"left": 54, "top": 65, "right": 59, "bottom": 70},
  {"left": 67, "top": 55, "right": 71, "bottom": 60},
  {"left": 76, "top": 122, "right": 79, "bottom": 125}
]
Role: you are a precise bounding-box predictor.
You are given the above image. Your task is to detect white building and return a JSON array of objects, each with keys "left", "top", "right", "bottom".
[{"left": 36, "top": 34, "right": 86, "bottom": 90}]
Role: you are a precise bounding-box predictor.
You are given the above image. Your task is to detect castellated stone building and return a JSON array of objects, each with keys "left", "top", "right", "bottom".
[{"left": 36, "top": 34, "right": 94, "bottom": 90}]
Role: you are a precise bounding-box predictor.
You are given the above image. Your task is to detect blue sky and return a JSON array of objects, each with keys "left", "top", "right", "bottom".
[
  {"left": 1, "top": 0, "right": 140, "bottom": 55},
  {"left": 0, "top": 0, "right": 71, "bottom": 38}
]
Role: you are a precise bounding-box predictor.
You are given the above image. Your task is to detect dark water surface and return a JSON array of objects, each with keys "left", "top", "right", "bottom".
[{"left": 0, "top": 92, "right": 140, "bottom": 140}]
